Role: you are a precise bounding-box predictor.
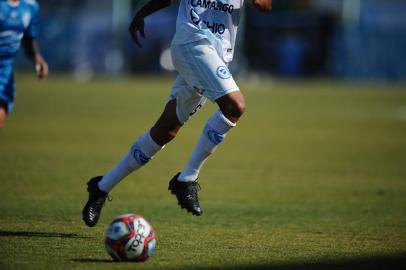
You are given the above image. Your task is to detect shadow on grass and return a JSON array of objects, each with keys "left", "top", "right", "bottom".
[
  {"left": 73, "top": 258, "right": 143, "bottom": 264},
  {"left": 72, "top": 258, "right": 114, "bottom": 263},
  {"left": 0, "top": 230, "right": 91, "bottom": 239},
  {"left": 72, "top": 254, "right": 406, "bottom": 269},
  {"left": 192, "top": 254, "right": 406, "bottom": 270}
]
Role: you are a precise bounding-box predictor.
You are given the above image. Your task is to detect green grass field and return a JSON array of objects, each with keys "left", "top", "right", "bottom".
[{"left": 0, "top": 75, "right": 406, "bottom": 270}]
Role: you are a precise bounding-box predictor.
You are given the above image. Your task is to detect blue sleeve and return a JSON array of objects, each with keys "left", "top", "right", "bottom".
[{"left": 24, "top": 1, "right": 40, "bottom": 39}]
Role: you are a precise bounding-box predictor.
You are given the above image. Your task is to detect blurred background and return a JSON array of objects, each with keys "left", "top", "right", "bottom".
[{"left": 14, "top": 0, "right": 406, "bottom": 83}]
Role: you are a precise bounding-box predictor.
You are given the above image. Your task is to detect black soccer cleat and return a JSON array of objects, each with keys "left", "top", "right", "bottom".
[
  {"left": 168, "top": 173, "right": 203, "bottom": 216},
  {"left": 82, "top": 176, "right": 108, "bottom": 227}
]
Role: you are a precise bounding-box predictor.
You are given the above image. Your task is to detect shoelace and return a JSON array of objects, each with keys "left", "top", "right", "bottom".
[
  {"left": 195, "top": 182, "right": 201, "bottom": 191},
  {"left": 94, "top": 197, "right": 106, "bottom": 209},
  {"left": 91, "top": 194, "right": 111, "bottom": 211},
  {"left": 187, "top": 182, "right": 201, "bottom": 199},
  {"left": 88, "top": 196, "right": 107, "bottom": 219}
]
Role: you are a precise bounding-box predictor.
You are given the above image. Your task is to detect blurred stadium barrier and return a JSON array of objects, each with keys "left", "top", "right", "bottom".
[{"left": 14, "top": 0, "right": 406, "bottom": 83}]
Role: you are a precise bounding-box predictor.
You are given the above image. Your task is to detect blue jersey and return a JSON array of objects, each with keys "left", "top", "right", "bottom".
[
  {"left": 0, "top": 0, "right": 39, "bottom": 65},
  {"left": 0, "top": 0, "right": 39, "bottom": 113}
]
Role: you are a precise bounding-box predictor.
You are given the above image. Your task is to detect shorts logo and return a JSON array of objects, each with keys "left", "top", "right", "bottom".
[
  {"left": 216, "top": 66, "right": 231, "bottom": 79},
  {"left": 132, "top": 148, "right": 151, "bottom": 165}
]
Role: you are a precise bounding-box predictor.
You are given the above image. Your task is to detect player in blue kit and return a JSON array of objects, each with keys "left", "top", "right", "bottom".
[
  {"left": 0, "top": 0, "right": 48, "bottom": 129},
  {"left": 82, "top": 0, "right": 272, "bottom": 227}
]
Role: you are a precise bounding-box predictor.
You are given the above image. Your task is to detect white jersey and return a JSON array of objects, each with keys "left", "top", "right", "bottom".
[{"left": 172, "top": 0, "right": 245, "bottom": 63}]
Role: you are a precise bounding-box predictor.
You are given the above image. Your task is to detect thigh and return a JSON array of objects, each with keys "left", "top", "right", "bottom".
[
  {"left": 168, "top": 75, "right": 208, "bottom": 124},
  {"left": 171, "top": 39, "right": 240, "bottom": 103}
]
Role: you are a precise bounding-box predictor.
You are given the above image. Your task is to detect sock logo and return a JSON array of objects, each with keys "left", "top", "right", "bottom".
[
  {"left": 206, "top": 128, "right": 225, "bottom": 145},
  {"left": 132, "top": 148, "right": 151, "bottom": 165},
  {"left": 216, "top": 66, "right": 231, "bottom": 79}
]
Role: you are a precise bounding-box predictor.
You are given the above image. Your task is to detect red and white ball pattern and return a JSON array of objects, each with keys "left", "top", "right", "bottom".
[{"left": 105, "top": 213, "right": 156, "bottom": 262}]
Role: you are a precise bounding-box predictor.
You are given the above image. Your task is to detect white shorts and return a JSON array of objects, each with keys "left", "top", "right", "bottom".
[{"left": 169, "top": 39, "right": 240, "bottom": 124}]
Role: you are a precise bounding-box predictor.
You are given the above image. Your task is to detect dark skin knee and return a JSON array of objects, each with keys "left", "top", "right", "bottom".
[
  {"left": 150, "top": 99, "right": 182, "bottom": 146},
  {"left": 150, "top": 92, "right": 245, "bottom": 145},
  {"left": 216, "top": 91, "right": 246, "bottom": 123}
]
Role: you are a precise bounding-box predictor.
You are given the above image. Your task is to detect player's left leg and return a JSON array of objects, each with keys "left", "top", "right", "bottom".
[
  {"left": 82, "top": 77, "right": 207, "bottom": 226},
  {"left": 95, "top": 74, "right": 208, "bottom": 196},
  {"left": 82, "top": 99, "right": 180, "bottom": 227},
  {"left": 97, "top": 98, "right": 182, "bottom": 193}
]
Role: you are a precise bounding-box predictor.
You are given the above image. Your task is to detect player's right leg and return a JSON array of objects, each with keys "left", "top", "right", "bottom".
[{"left": 82, "top": 99, "right": 181, "bottom": 227}]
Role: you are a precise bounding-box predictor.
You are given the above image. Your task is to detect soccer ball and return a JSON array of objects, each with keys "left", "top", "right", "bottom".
[{"left": 105, "top": 213, "right": 156, "bottom": 262}]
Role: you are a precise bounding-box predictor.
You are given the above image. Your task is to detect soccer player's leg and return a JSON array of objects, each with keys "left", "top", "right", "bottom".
[
  {"left": 96, "top": 78, "right": 198, "bottom": 194},
  {"left": 82, "top": 104, "right": 175, "bottom": 227},
  {"left": 169, "top": 40, "right": 244, "bottom": 215},
  {"left": 82, "top": 78, "right": 202, "bottom": 227},
  {"left": 165, "top": 78, "right": 208, "bottom": 216},
  {"left": 170, "top": 92, "right": 244, "bottom": 216},
  {"left": 0, "top": 71, "right": 16, "bottom": 129}
]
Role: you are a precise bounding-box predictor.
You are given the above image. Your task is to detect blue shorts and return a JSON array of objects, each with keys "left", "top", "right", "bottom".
[{"left": 0, "top": 65, "right": 16, "bottom": 113}]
